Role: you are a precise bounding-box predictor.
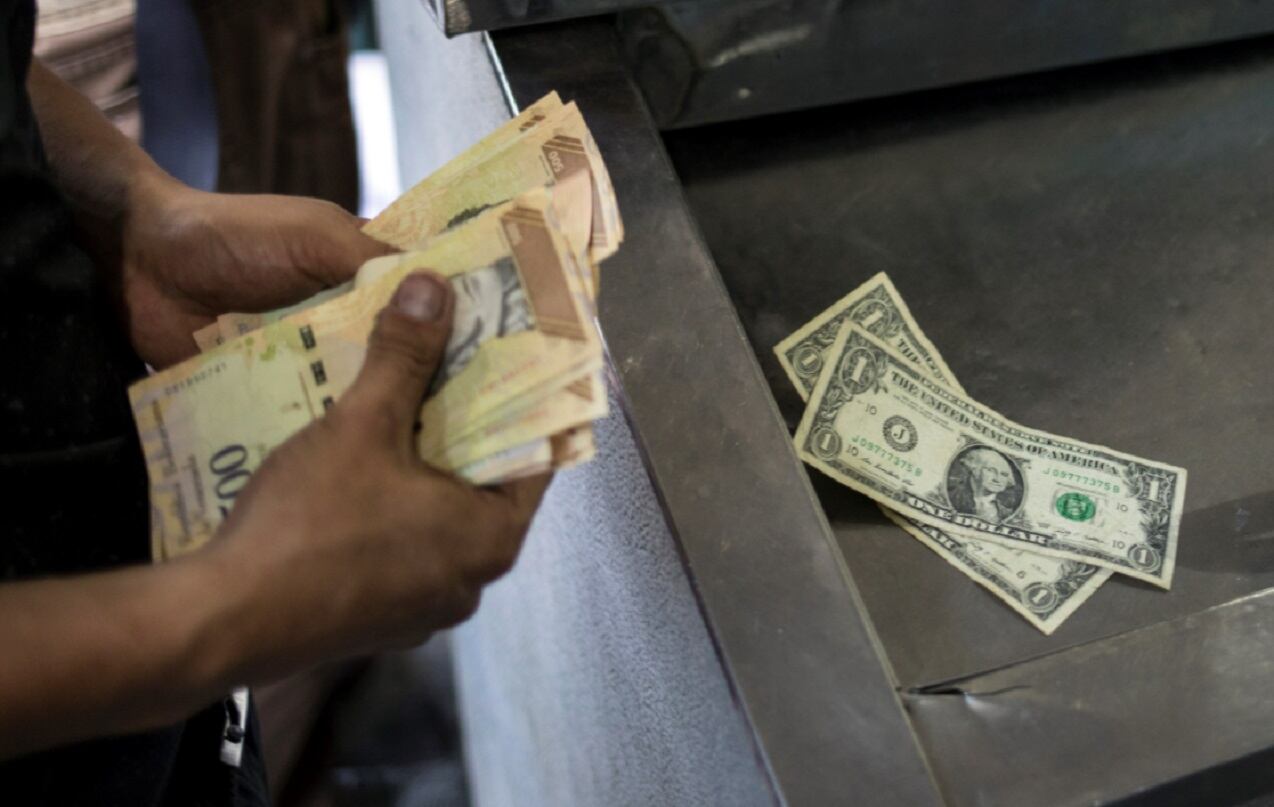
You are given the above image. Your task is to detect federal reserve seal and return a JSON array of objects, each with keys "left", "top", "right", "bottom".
[{"left": 882, "top": 416, "right": 918, "bottom": 453}]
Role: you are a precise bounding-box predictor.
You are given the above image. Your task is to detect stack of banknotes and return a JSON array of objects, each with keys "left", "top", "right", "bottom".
[
  {"left": 130, "top": 93, "right": 622, "bottom": 561},
  {"left": 775, "top": 274, "right": 1187, "bottom": 633}
]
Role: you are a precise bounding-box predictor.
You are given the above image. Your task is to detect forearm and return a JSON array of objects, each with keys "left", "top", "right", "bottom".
[
  {"left": 25, "top": 60, "right": 179, "bottom": 243},
  {"left": 0, "top": 548, "right": 248, "bottom": 759}
]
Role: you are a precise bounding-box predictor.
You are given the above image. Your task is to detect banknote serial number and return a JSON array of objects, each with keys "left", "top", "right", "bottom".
[
  {"left": 1045, "top": 467, "right": 1121, "bottom": 494},
  {"left": 850, "top": 435, "right": 922, "bottom": 477},
  {"left": 163, "top": 360, "right": 227, "bottom": 398}
]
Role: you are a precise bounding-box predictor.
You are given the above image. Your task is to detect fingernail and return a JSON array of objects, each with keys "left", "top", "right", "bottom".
[{"left": 392, "top": 273, "right": 446, "bottom": 322}]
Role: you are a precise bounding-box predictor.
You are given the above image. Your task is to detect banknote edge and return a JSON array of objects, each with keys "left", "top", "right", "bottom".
[
  {"left": 773, "top": 271, "right": 966, "bottom": 400},
  {"left": 881, "top": 508, "right": 1112, "bottom": 635}
]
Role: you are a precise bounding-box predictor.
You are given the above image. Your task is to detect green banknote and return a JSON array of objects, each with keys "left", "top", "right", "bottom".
[
  {"left": 795, "top": 321, "right": 1186, "bottom": 588},
  {"left": 776, "top": 274, "right": 1110, "bottom": 632},
  {"left": 775, "top": 272, "right": 962, "bottom": 398}
]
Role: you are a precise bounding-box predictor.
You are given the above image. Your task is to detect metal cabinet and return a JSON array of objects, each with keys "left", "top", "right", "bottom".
[{"left": 376, "top": 4, "right": 1274, "bottom": 803}]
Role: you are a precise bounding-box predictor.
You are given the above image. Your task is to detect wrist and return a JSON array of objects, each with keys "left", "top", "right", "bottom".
[
  {"left": 67, "top": 153, "right": 189, "bottom": 277},
  {"left": 117, "top": 171, "right": 205, "bottom": 299},
  {"left": 128, "top": 166, "right": 188, "bottom": 228},
  {"left": 171, "top": 541, "right": 266, "bottom": 695},
  {"left": 187, "top": 524, "right": 334, "bottom": 690},
  {"left": 123, "top": 165, "right": 199, "bottom": 256}
]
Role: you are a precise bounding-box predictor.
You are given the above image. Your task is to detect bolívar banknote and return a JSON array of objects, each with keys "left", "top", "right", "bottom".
[
  {"left": 132, "top": 186, "right": 601, "bottom": 560},
  {"left": 364, "top": 100, "right": 622, "bottom": 270}
]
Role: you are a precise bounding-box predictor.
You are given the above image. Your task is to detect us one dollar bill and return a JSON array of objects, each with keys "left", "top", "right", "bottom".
[
  {"left": 775, "top": 272, "right": 964, "bottom": 398},
  {"left": 795, "top": 321, "right": 1186, "bottom": 588},
  {"left": 777, "top": 275, "right": 1110, "bottom": 632},
  {"left": 882, "top": 511, "right": 1110, "bottom": 633}
]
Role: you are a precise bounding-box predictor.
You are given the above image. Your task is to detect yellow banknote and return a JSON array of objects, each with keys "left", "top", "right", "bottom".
[
  {"left": 363, "top": 101, "right": 622, "bottom": 266},
  {"left": 551, "top": 424, "right": 596, "bottom": 470},
  {"left": 192, "top": 322, "right": 224, "bottom": 352},
  {"left": 398, "top": 92, "right": 562, "bottom": 194},
  {"left": 214, "top": 146, "right": 597, "bottom": 347},
  {"left": 460, "top": 438, "right": 554, "bottom": 486},
  {"left": 131, "top": 334, "right": 322, "bottom": 559},
  {"left": 457, "top": 423, "right": 596, "bottom": 486},
  {"left": 132, "top": 186, "right": 600, "bottom": 558},
  {"left": 350, "top": 207, "right": 602, "bottom": 457},
  {"left": 437, "top": 370, "right": 606, "bottom": 470},
  {"left": 194, "top": 178, "right": 601, "bottom": 482}
]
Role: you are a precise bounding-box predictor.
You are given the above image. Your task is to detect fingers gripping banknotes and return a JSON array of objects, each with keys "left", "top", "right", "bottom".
[
  {"left": 776, "top": 274, "right": 1110, "bottom": 632},
  {"left": 131, "top": 186, "right": 601, "bottom": 559},
  {"left": 795, "top": 321, "right": 1186, "bottom": 588},
  {"left": 211, "top": 96, "right": 616, "bottom": 339}
]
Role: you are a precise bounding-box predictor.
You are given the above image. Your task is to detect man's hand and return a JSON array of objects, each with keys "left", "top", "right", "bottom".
[
  {"left": 0, "top": 272, "right": 550, "bottom": 758},
  {"left": 120, "top": 181, "right": 395, "bottom": 368},
  {"left": 208, "top": 271, "right": 549, "bottom": 677},
  {"left": 26, "top": 61, "right": 392, "bottom": 369}
]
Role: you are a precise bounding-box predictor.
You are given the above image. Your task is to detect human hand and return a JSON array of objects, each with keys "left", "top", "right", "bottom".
[
  {"left": 206, "top": 272, "right": 550, "bottom": 679},
  {"left": 118, "top": 179, "right": 395, "bottom": 368}
]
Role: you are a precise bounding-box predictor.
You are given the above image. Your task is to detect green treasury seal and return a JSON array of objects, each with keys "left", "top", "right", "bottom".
[{"left": 1056, "top": 492, "right": 1097, "bottom": 522}]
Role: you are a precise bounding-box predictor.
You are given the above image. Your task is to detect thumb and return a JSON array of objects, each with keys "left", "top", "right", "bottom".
[{"left": 342, "top": 272, "right": 454, "bottom": 441}]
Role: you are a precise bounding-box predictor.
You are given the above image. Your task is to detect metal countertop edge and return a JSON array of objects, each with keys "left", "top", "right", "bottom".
[
  {"left": 902, "top": 586, "right": 1274, "bottom": 805},
  {"left": 490, "top": 20, "right": 943, "bottom": 807},
  {"left": 436, "top": 0, "right": 652, "bottom": 36}
]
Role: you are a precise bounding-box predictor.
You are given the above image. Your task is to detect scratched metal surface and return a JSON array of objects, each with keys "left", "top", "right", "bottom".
[
  {"left": 664, "top": 35, "right": 1274, "bottom": 690},
  {"left": 422, "top": 0, "right": 651, "bottom": 35},
  {"left": 621, "top": 0, "right": 1274, "bottom": 128},
  {"left": 903, "top": 590, "right": 1274, "bottom": 805}
]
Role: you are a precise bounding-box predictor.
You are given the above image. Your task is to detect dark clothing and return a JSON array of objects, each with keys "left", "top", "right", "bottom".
[
  {"left": 136, "top": 0, "right": 359, "bottom": 204},
  {"left": 192, "top": 0, "right": 358, "bottom": 209},
  {"left": 137, "top": 0, "right": 220, "bottom": 190},
  {"left": 0, "top": 0, "right": 267, "bottom": 801}
]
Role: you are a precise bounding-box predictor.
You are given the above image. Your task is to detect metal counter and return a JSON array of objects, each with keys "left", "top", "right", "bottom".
[
  {"left": 378, "top": 8, "right": 1274, "bottom": 804},
  {"left": 422, "top": 0, "right": 1274, "bottom": 128},
  {"left": 664, "top": 32, "right": 1274, "bottom": 804},
  {"left": 621, "top": 0, "right": 1274, "bottom": 127}
]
